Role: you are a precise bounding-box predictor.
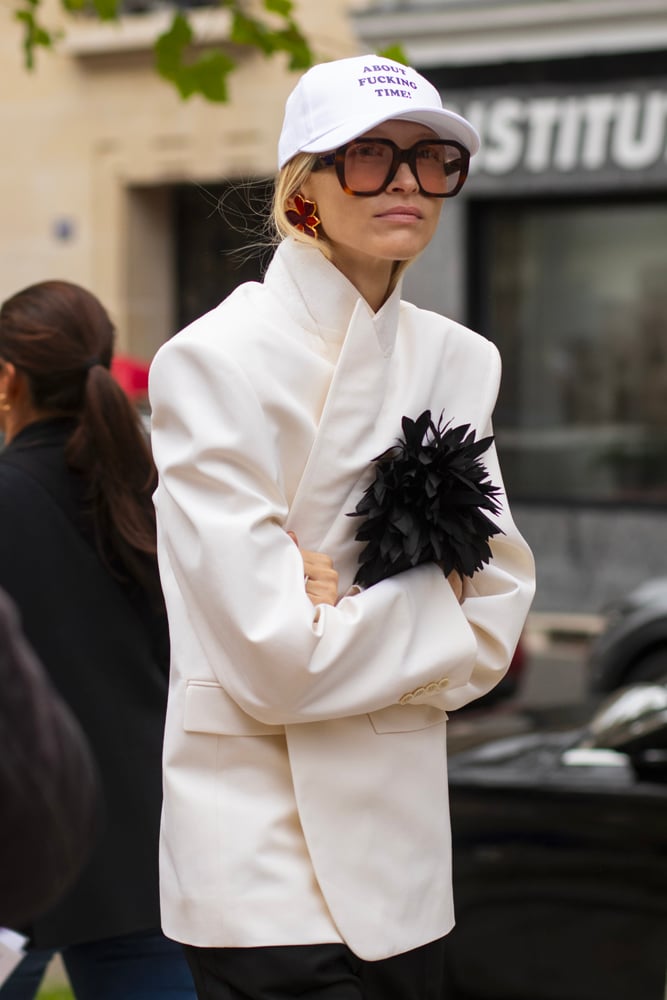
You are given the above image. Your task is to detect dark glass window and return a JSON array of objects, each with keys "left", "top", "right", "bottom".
[
  {"left": 471, "top": 198, "right": 667, "bottom": 504},
  {"left": 174, "top": 180, "right": 273, "bottom": 332},
  {"left": 120, "top": 0, "right": 212, "bottom": 13}
]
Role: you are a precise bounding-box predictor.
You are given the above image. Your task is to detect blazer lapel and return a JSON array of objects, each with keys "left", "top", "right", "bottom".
[{"left": 285, "top": 298, "right": 396, "bottom": 551}]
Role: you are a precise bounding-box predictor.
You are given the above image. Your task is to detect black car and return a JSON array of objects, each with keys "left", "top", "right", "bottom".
[
  {"left": 444, "top": 684, "right": 667, "bottom": 1000},
  {"left": 589, "top": 577, "right": 667, "bottom": 693}
]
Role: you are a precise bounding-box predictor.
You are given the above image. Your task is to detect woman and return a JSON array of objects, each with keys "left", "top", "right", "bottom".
[
  {"left": 0, "top": 282, "right": 195, "bottom": 999},
  {"left": 149, "top": 54, "right": 536, "bottom": 1000}
]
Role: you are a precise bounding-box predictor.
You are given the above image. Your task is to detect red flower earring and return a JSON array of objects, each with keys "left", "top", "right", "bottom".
[{"left": 286, "top": 194, "right": 321, "bottom": 239}]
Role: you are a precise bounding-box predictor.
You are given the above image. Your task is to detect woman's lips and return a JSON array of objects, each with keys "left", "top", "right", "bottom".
[{"left": 375, "top": 206, "right": 423, "bottom": 221}]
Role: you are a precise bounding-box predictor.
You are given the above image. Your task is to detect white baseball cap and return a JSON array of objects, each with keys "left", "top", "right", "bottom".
[{"left": 277, "top": 54, "right": 480, "bottom": 169}]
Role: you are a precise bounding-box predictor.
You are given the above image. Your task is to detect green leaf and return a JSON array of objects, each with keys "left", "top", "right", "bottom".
[
  {"left": 378, "top": 43, "right": 409, "bottom": 65},
  {"left": 91, "top": 0, "right": 119, "bottom": 20},
  {"left": 155, "top": 12, "right": 193, "bottom": 75},
  {"left": 182, "top": 52, "right": 235, "bottom": 102},
  {"left": 230, "top": 10, "right": 272, "bottom": 54},
  {"left": 155, "top": 13, "right": 235, "bottom": 103},
  {"left": 14, "top": 5, "right": 53, "bottom": 69},
  {"left": 227, "top": 0, "right": 312, "bottom": 67},
  {"left": 264, "top": 0, "right": 293, "bottom": 16},
  {"left": 16, "top": 0, "right": 316, "bottom": 101},
  {"left": 271, "top": 25, "right": 312, "bottom": 70}
]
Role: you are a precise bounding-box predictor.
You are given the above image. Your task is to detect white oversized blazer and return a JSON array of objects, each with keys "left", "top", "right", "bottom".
[{"left": 149, "top": 238, "right": 535, "bottom": 961}]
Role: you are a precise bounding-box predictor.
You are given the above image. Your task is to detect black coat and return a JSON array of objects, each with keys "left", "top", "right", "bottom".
[
  {"left": 0, "top": 587, "right": 100, "bottom": 930},
  {"left": 0, "top": 419, "right": 170, "bottom": 948}
]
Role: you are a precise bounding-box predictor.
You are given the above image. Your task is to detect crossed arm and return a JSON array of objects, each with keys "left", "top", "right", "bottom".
[{"left": 291, "top": 529, "right": 464, "bottom": 608}]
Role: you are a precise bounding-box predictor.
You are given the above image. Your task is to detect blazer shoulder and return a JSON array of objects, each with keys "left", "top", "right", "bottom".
[
  {"left": 399, "top": 301, "right": 501, "bottom": 389},
  {"left": 401, "top": 300, "right": 498, "bottom": 351},
  {"left": 155, "top": 281, "right": 266, "bottom": 356},
  {"left": 150, "top": 280, "right": 300, "bottom": 419}
]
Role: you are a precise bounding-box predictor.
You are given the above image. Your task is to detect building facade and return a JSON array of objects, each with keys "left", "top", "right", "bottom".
[
  {"left": 3, "top": 0, "right": 667, "bottom": 616},
  {"left": 355, "top": 0, "right": 667, "bottom": 616},
  {"left": 0, "top": 0, "right": 363, "bottom": 356}
]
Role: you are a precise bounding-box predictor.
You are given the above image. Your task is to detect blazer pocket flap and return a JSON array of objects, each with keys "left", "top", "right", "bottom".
[
  {"left": 184, "top": 681, "right": 283, "bottom": 736},
  {"left": 369, "top": 703, "right": 448, "bottom": 734}
]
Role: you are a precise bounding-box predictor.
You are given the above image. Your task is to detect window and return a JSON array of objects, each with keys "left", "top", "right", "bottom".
[
  {"left": 120, "top": 0, "right": 212, "bottom": 12},
  {"left": 472, "top": 198, "right": 667, "bottom": 503},
  {"left": 174, "top": 180, "right": 273, "bottom": 332}
]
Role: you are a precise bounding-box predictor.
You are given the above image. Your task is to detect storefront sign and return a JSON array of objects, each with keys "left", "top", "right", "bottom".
[{"left": 448, "top": 82, "right": 667, "bottom": 191}]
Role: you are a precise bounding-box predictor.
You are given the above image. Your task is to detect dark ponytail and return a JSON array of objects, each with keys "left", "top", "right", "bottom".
[{"left": 0, "top": 280, "right": 159, "bottom": 595}]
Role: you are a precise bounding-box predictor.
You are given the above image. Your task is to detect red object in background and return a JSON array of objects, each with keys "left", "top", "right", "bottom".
[
  {"left": 508, "top": 633, "right": 526, "bottom": 681},
  {"left": 111, "top": 355, "right": 150, "bottom": 401}
]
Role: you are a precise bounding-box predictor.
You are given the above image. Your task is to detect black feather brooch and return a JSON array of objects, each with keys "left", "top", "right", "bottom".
[{"left": 348, "top": 409, "right": 504, "bottom": 589}]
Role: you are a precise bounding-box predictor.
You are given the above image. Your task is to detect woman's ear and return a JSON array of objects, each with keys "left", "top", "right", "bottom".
[
  {"left": 0, "top": 360, "right": 14, "bottom": 398},
  {"left": 0, "top": 362, "right": 38, "bottom": 443},
  {"left": 0, "top": 362, "right": 34, "bottom": 419},
  {"left": 0, "top": 361, "right": 22, "bottom": 406}
]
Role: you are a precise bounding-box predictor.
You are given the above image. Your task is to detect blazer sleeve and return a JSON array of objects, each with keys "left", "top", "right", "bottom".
[
  {"left": 149, "top": 334, "right": 535, "bottom": 726},
  {"left": 419, "top": 420, "right": 536, "bottom": 712}
]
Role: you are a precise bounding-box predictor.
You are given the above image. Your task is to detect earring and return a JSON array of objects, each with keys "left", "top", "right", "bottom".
[{"left": 286, "top": 195, "right": 321, "bottom": 239}]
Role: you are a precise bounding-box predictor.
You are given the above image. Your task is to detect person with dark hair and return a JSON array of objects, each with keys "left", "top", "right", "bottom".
[
  {"left": 149, "top": 55, "right": 535, "bottom": 1000},
  {"left": 0, "top": 281, "right": 196, "bottom": 999},
  {"left": 0, "top": 587, "right": 100, "bottom": 931}
]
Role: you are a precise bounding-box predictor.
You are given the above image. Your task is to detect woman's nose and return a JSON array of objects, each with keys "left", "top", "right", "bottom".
[{"left": 387, "top": 160, "right": 419, "bottom": 192}]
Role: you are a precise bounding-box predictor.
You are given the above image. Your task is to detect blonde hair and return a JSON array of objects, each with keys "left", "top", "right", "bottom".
[{"left": 272, "top": 153, "right": 415, "bottom": 291}]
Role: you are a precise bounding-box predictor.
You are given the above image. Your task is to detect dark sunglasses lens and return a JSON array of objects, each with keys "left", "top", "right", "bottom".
[
  {"left": 343, "top": 142, "right": 394, "bottom": 193},
  {"left": 342, "top": 140, "right": 466, "bottom": 196},
  {"left": 414, "top": 143, "right": 465, "bottom": 195}
]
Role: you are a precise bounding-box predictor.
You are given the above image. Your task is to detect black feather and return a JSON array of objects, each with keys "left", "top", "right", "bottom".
[{"left": 348, "top": 410, "right": 504, "bottom": 589}]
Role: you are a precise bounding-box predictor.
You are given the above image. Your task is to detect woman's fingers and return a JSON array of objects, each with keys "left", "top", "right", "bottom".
[
  {"left": 303, "top": 552, "right": 338, "bottom": 606},
  {"left": 305, "top": 577, "right": 338, "bottom": 606},
  {"left": 285, "top": 531, "right": 339, "bottom": 605},
  {"left": 301, "top": 549, "right": 333, "bottom": 577}
]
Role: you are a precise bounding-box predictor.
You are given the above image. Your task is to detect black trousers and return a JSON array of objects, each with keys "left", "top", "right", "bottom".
[{"left": 183, "top": 938, "right": 447, "bottom": 1000}]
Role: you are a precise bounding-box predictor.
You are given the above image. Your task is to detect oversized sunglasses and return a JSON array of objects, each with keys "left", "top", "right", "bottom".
[{"left": 312, "top": 138, "right": 470, "bottom": 198}]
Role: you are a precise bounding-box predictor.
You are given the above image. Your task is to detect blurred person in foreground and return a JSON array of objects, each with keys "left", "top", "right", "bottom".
[
  {"left": 149, "top": 54, "right": 536, "bottom": 1000},
  {"left": 0, "top": 281, "right": 196, "bottom": 1000},
  {"left": 0, "top": 587, "right": 99, "bottom": 930}
]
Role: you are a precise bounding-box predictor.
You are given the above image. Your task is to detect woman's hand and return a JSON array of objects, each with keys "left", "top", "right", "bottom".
[{"left": 287, "top": 531, "right": 339, "bottom": 606}]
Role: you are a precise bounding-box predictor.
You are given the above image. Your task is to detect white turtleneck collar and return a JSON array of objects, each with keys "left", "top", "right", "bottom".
[{"left": 263, "top": 239, "right": 403, "bottom": 357}]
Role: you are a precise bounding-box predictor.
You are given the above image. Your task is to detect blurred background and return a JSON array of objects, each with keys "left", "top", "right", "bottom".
[
  {"left": 1, "top": 2, "right": 666, "bottom": 995},
  {"left": 3, "top": 0, "right": 667, "bottom": 632}
]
